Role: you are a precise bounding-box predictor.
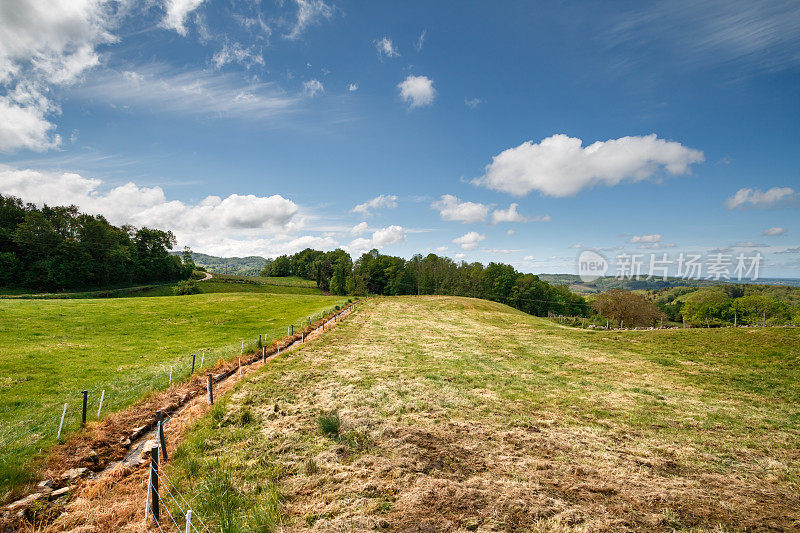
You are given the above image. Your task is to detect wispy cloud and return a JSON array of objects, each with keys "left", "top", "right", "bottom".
[
  {"left": 416, "top": 29, "right": 427, "bottom": 51},
  {"left": 211, "top": 41, "right": 265, "bottom": 70},
  {"left": 74, "top": 64, "right": 300, "bottom": 121},
  {"left": 726, "top": 187, "right": 797, "bottom": 209},
  {"left": 161, "top": 0, "right": 206, "bottom": 36},
  {"left": 605, "top": 1, "right": 800, "bottom": 76},
  {"left": 375, "top": 36, "right": 400, "bottom": 58},
  {"left": 303, "top": 79, "right": 324, "bottom": 97},
  {"left": 284, "top": 0, "right": 333, "bottom": 40},
  {"left": 465, "top": 97, "right": 482, "bottom": 109}
]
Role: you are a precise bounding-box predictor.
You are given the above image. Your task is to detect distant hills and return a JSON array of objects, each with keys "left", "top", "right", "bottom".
[
  {"left": 175, "top": 252, "right": 799, "bottom": 290},
  {"left": 537, "top": 274, "right": 800, "bottom": 293},
  {"left": 173, "top": 252, "right": 266, "bottom": 276}
]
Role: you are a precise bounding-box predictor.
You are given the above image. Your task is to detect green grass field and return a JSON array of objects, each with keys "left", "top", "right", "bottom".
[
  {"left": 166, "top": 296, "right": 800, "bottom": 531},
  {"left": 136, "top": 279, "right": 322, "bottom": 297},
  {"left": 0, "top": 274, "right": 322, "bottom": 300},
  {"left": 0, "top": 291, "right": 346, "bottom": 495},
  {"left": 209, "top": 274, "right": 319, "bottom": 288}
]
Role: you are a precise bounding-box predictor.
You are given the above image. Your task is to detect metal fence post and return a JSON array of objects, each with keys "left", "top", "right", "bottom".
[
  {"left": 97, "top": 390, "right": 105, "bottom": 419},
  {"left": 57, "top": 402, "right": 67, "bottom": 440}
]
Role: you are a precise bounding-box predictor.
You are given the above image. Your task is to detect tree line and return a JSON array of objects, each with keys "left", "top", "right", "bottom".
[
  {"left": 652, "top": 285, "right": 800, "bottom": 327},
  {"left": 0, "top": 194, "right": 193, "bottom": 291},
  {"left": 261, "top": 248, "right": 589, "bottom": 317}
]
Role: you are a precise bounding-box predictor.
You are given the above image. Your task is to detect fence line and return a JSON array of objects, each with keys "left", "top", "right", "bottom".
[{"left": 0, "top": 300, "right": 359, "bottom": 499}]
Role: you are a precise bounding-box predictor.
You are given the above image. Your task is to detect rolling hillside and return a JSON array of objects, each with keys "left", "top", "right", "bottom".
[{"left": 133, "top": 296, "right": 800, "bottom": 531}]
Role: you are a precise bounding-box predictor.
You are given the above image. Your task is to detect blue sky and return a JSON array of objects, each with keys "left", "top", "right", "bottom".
[{"left": 1, "top": 0, "right": 799, "bottom": 277}]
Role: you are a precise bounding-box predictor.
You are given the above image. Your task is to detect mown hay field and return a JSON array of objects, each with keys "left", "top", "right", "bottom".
[
  {"left": 0, "top": 291, "right": 347, "bottom": 496},
  {"left": 166, "top": 296, "right": 799, "bottom": 531}
]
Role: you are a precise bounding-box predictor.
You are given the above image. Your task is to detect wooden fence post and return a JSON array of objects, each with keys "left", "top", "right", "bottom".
[
  {"left": 150, "top": 445, "right": 160, "bottom": 523},
  {"left": 207, "top": 374, "right": 214, "bottom": 404},
  {"left": 158, "top": 421, "right": 167, "bottom": 461},
  {"left": 81, "top": 390, "right": 88, "bottom": 426},
  {"left": 155, "top": 410, "right": 167, "bottom": 460}
]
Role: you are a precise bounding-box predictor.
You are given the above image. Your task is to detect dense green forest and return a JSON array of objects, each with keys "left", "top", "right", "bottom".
[
  {"left": 538, "top": 274, "right": 800, "bottom": 293},
  {"left": 0, "top": 194, "right": 193, "bottom": 291},
  {"left": 651, "top": 285, "right": 800, "bottom": 327},
  {"left": 261, "top": 248, "right": 590, "bottom": 317},
  {"left": 263, "top": 248, "right": 800, "bottom": 327}
]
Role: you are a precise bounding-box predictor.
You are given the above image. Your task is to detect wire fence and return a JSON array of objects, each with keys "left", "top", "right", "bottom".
[
  {"left": 0, "top": 300, "right": 358, "bottom": 477},
  {"left": 142, "top": 302, "right": 360, "bottom": 532}
]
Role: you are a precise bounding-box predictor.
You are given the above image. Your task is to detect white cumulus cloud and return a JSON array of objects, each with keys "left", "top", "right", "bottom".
[
  {"left": 347, "top": 225, "right": 406, "bottom": 255},
  {"left": 350, "top": 221, "right": 369, "bottom": 235},
  {"left": 474, "top": 134, "right": 705, "bottom": 197},
  {"left": 0, "top": 164, "right": 316, "bottom": 257},
  {"left": 491, "top": 203, "right": 528, "bottom": 224},
  {"left": 432, "top": 195, "right": 489, "bottom": 224},
  {"left": 397, "top": 75, "right": 436, "bottom": 108},
  {"left": 348, "top": 83, "right": 358, "bottom": 91},
  {"left": 725, "top": 187, "right": 797, "bottom": 209},
  {"left": 0, "top": 0, "right": 119, "bottom": 152},
  {"left": 351, "top": 194, "right": 398, "bottom": 216},
  {"left": 453, "top": 231, "right": 486, "bottom": 250}
]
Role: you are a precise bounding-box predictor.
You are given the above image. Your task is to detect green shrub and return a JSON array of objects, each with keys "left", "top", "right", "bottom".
[{"left": 174, "top": 279, "right": 201, "bottom": 295}]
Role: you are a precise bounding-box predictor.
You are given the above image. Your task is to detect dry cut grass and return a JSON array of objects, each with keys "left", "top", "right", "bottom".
[{"left": 48, "top": 297, "right": 800, "bottom": 531}]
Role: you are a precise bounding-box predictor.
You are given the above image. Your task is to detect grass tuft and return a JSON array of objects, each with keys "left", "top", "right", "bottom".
[{"left": 317, "top": 410, "right": 341, "bottom": 437}]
